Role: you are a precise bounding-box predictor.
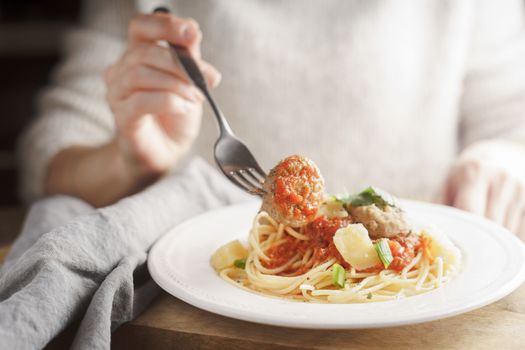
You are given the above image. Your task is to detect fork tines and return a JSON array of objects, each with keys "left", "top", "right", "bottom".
[{"left": 228, "top": 168, "right": 266, "bottom": 196}]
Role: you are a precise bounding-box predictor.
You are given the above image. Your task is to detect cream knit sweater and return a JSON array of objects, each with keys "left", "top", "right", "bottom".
[{"left": 18, "top": 0, "right": 525, "bottom": 202}]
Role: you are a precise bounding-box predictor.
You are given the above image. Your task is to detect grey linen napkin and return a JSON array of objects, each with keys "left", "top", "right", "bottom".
[{"left": 0, "top": 157, "right": 251, "bottom": 350}]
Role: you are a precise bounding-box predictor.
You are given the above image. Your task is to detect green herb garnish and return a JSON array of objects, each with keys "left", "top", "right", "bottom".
[
  {"left": 367, "top": 292, "right": 373, "bottom": 300},
  {"left": 374, "top": 239, "right": 394, "bottom": 268},
  {"left": 233, "top": 258, "right": 246, "bottom": 269},
  {"left": 332, "top": 263, "right": 346, "bottom": 288},
  {"left": 328, "top": 194, "right": 339, "bottom": 202},
  {"left": 340, "top": 187, "right": 396, "bottom": 209}
]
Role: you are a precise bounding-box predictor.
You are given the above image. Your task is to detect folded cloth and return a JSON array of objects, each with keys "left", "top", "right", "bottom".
[{"left": 0, "top": 157, "right": 252, "bottom": 350}]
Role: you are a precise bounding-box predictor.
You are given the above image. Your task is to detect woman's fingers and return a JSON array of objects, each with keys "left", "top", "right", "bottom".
[
  {"left": 504, "top": 185, "right": 525, "bottom": 234},
  {"left": 198, "top": 60, "right": 222, "bottom": 87},
  {"left": 518, "top": 211, "right": 525, "bottom": 241},
  {"left": 105, "top": 13, "right": 221, "bottom": 119},
  {"left": 452, "top": 176, "right": 489, "bottom": 216},
  {"left": 102, "top": 13, "right": 213, "bottom": 178},
  {"left": 114, "top": 91, "right": 199, "bottom": 124},
  {"left": 447, "top": 161, "right": 489, "bottom": 216},
  {"left": 486, "top": 174, "right": 516, "bottom": 225},
  {"left": 128, "top": 13, "right": 202, "bottom": 57},
  {"left": 107, "top": 44, "right": 221, "bottom": 89},
  {"left": 108, "top": 64, "right": 204, "bottom": 102},
  {"left": 445, "top": 157, "right": 525, "bottom": 238},
  {"left": 442, "top": 142, "right": 525, "bottom": 242}
]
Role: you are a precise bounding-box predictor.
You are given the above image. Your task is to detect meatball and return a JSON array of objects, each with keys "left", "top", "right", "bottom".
[
  {"left": 347, "top": 204, "right": 410, "bottom": 239},
  {"left": 261, "top": 155, "right": 324, "bottom": 227}
]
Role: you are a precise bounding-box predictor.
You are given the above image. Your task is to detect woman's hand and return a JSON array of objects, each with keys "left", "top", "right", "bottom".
[
  {"left": 442, "top": 141, "right": 525, "bottom": 240},
  {"left": 104, "top": 12, "right": 221, "bottom": 179},
  {"left": 46, "top": 12, "right": 222, "bottom": 207}
]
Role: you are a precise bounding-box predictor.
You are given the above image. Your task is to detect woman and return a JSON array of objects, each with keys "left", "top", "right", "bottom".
[{"left": 19, "top": 0, "right": 525, "bottom": 237}]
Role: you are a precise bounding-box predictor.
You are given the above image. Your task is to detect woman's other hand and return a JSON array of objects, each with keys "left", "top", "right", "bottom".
[
  {"left": 105, "top": 12, "right": 221, "bottom": 179},
  {"left": 442, "top": 141, "right": 525, "bottom": 240}
]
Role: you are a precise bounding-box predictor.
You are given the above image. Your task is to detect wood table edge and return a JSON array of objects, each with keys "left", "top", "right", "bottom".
[{"left": 112, "top": 323, "right": 306, "bottom": 350}]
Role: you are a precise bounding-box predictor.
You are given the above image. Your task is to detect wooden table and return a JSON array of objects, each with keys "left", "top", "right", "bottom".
[{"left": 2, "top": 208, "right": 524, "bottom": 350}]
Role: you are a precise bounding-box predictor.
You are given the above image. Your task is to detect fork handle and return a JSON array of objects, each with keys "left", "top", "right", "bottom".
[{"left": 153, "top": 7, "right": 234, "bottom": 137}]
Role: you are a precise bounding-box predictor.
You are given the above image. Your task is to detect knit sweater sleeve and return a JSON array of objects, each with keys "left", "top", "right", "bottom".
[
  {"left": 460, "top": 0, "right": 525, "bottom": 149},
  {"left": 17, "top": 0, "right": 134, "bottom": 203}
]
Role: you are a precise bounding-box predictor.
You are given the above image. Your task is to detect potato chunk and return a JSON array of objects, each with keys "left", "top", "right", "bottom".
[
  {"left": 333, "top": 224, "right": 381, "bottom": 270},
  {"left": 211, "top": 240, "right": 248, "bottom": 271},
  {"left": 424, "top": 229, "right": 461, "bottom": 271}
]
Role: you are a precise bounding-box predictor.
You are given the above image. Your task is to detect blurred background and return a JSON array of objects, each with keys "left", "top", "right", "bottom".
[{"left": 0, "top": 0, "right": 80, "bottom": 244}]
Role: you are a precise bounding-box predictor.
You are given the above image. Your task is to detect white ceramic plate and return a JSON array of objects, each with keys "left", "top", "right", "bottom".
[{"left": 148, "top": 200, "right": 525, "bottom": 329}]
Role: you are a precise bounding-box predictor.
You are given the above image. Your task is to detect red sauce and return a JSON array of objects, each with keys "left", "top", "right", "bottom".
[
  {"left": 263, "top": 216, "right": 352, "bottom": 275},
  {"left": 263, "top": 217, "right": 423, "bottom": 275},
  {"left": 388, "top": 233, "right": 421, "bottom": 272},
  {"left": 271, "top": 155, "right": 324, "bottom": 223},
  {"left": 263, "top": 238, "right": 299, "bottom": 269},
  {"left": 359, "top": 234, "right": 421, "bottom": 273},
  {"left": 303, "top": 216, "right": 353, "bottom": 268}
]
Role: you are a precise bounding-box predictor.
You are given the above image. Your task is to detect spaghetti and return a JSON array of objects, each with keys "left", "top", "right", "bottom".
[{"left": 211, "top": 156, "right": 461, "bottom": 303}]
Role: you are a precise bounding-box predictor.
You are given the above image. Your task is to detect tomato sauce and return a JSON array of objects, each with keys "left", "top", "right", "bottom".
[
  {"left": 263, "top": 216, "right": 423, "bottom": 275},
  {"left": 388, "top": 233, "right": 421, "bottom": 271},
  {"left": 263, "top": 216, "right": 352, "bottom": 274},
  {"left": 359, "top": 234, "right": 422, "bottom": 273}
]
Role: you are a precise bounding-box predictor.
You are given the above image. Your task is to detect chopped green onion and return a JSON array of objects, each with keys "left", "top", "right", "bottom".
[
  {"left": 332, "top": 263, "right": 346, "bottom": 288},
  {"left": 367, "top": 292, "right": 373, "bottom": 299},
  {"left": 374, "top": 239, "right": 394, "bottom": 268},
  {"left": 233, "top": 258, "right": 246, "bottom": 269}
]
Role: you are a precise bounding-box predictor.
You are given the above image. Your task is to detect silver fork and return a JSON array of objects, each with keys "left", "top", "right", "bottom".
[{"left": 154, "top": 7, "right": 267, "bottom": 196}]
